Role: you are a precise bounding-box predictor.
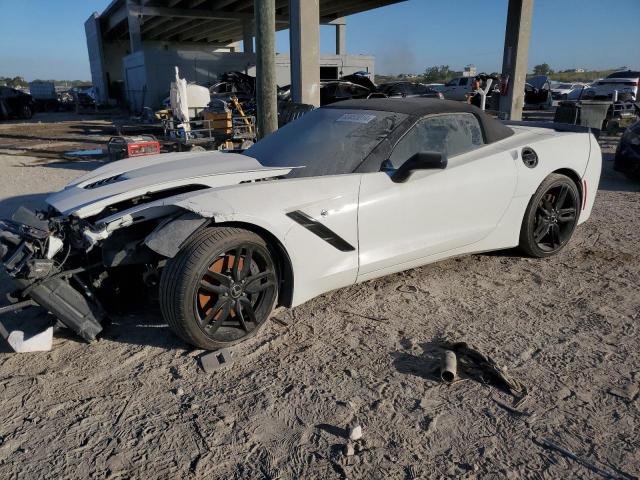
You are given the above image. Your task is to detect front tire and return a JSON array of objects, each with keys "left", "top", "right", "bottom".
[
  {"left": 519, "top": 174, "right": 580, "bottom": 258},
  {"left": 160, "top": 227, "right": 278, "bottom": 349}
]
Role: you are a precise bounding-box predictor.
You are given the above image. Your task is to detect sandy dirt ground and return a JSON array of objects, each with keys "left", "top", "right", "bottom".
[{"left": 0, "top": 113, "right": 638, "bottom": 479}]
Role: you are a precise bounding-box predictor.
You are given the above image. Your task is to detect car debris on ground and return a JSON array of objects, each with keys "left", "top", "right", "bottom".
[
  {"left": 440, "top": 349, "right": 457, "bottom": 383},
  {"left": 200, "top": 347, "right": 235, "bottom": 373},
  {"left": 439, "top": 341, "right": 528, "bottom": 403},
  {"left": 0, "top": 311, "right": 53, "bottom": 352}
]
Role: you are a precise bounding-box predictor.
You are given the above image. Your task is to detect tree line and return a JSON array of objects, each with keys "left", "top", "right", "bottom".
[
  {"left": 0, "top": 76, "right": 91, "bottom": 89},
  {"left": 376, "top": 64, "right": 625, "bottom": 85}
]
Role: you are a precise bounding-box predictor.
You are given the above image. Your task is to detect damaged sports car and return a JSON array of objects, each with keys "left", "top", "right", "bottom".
[{"left": 0, "top": 99, "right": 602, "bottom": 349}]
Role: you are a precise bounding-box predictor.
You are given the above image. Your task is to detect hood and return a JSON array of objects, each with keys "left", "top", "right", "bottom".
[
  {"left": 528, "top": 75, "right": 549, "bottom": 90},
  {"left": 47, "top": 150, "right": 293, "bottom": 218}
]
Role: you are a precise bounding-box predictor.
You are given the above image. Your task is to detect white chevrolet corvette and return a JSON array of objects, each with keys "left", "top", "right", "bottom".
[{"left": 0, "top": 99, "right": 601, "bottom": 349}]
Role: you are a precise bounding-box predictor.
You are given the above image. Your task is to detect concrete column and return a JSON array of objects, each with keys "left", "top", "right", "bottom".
[
  {"left": 499, "top": 0, "right": 534, "bottom": 120},
  {"left": 335, "top": 18, "right": 346, "bottom": 55},
  {"left": 289, "top": 0, "right": 320, "bottom": 106},
  {"left": 254, "top": 0, "right": 278, "bottom": 137},
  {"left": 243, "top": 19, "right": 254, "bottom": 54},
  {"left": 84, "top": 13, "right": 109, "bottom": 103},
  {"left": 126, "top": 0, "right": 142, "bottom": 53}
]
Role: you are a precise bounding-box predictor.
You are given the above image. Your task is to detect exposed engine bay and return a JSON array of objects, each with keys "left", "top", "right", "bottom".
[{"left": 0, "top": 204, "right": 195, "bottom": 342}]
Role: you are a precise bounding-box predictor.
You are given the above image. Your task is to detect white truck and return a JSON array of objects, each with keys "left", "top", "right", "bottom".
[{"left": 441, "top": 77, "right": 474, "bottom": 101}]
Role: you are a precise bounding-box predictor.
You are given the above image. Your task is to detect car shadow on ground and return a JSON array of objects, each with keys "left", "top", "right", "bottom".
[
  {"left": 0, "top": 133, "right": 108, "bottom": 144},
  {"left": 0, "top": 112, "right": 118, "bottom": 125},
  {"left": 30, "top": 158, "right": 108, "bottom": 171},
  {"left": 100, "top": 312, "right": 192, "bottom": 350}
]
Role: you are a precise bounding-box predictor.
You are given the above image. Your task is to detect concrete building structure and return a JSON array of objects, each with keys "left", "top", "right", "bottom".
[
  {"left": 85, "top": 0, "right": 534, "bottom": 131},
  {"left": 85, "top": 0, "right": 379, "bottom": 112},
  {"left": 462, "top": 65, "right": 477, "bottom": 78}
]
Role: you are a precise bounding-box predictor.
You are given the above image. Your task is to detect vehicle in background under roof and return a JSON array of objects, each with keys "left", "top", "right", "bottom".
[
  {"left": 0, "top": 86, "right": 35, "bottom": 120},
  {"left": 614, "top": 119, "right": 640, "bottom": 179},
  {"left": 551, "top": 82, "right": 585, "bottom": 100},
  {"left": 378, "top": 81, "right": 444, "bottom": 99},
  {"left": 524, "top": 76, "right": 553, "bottom": 109},
  {"left": 583, "top": 71, "right": 639, "bottom": 101}
]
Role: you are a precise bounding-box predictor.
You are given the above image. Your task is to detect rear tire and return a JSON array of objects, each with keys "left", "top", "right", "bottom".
[
  {"left": 519, "top": 174, "right": 580, "bottom": 258},
  {"left": 160, "top": 227, "right": 278, "bottom": 350}
]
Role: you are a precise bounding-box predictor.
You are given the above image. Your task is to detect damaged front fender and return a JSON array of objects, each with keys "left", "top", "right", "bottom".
[{"left": 144, "top": 211, "right": 209, "bottom": 258}]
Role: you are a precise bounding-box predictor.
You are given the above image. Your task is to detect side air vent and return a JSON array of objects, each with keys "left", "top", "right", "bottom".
[
  {"left": 521, "top": 147, "right": 538, "bottom": 168},
  {"left": 83, "top": 174, "right": 124, "bottom": 189}
]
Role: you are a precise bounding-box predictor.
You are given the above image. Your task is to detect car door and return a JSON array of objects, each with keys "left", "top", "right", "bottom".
[{"left": 357, "top": 113, "right": 517, "bottom": 279}]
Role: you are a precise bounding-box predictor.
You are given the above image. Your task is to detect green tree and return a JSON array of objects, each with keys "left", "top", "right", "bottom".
[
  {"left": 10, "top": 76, "right": 28, "bottom": 88},
  {"left": 532, "top": 63, "right": 554, "bottom": 76},
  {"left": 423, "top": 65, "right": 457, "bottom": 83}
]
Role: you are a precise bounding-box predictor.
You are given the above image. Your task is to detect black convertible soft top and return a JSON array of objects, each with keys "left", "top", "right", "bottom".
[{"left": 326, "top": 98, "right": 514, "bottom": 144}]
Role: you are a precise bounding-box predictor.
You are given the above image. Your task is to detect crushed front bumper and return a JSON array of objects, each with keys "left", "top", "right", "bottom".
[{"left": 0, "top": 209, "right": 105, "bottom": 342}]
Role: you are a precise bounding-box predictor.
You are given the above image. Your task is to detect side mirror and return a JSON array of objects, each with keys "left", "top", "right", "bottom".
[{"left": 390, "top": 151, "right": 447, "bottom": 183}]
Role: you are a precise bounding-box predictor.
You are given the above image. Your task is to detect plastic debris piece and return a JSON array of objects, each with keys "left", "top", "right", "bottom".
[
  {"left": 440, "top": 350, "right": 457, "bottom": 383},
  {"left": 5, "top": 326, "right": 53, "bottom": 352},
  {"left": 200, "top": 347, "right": 235, "bottom": 373}
]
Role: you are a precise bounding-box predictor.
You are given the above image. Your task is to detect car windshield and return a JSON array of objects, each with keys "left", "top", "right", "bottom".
[
  {"left": 556, "top": 84, "right": 573, "bottom": 89},
  {"left": 244, "top": 108, "right": 407, "bottom": 177}
]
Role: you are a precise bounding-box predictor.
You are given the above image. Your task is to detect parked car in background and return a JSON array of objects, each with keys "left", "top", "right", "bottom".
[
  {"left": 524, "top": 75, "right": 552, "bottom": 109},
  {"left": 583, "top": 71, "right": 639, "bottom": 101},
  {"left": 378, "top": 81, "right": 444, "bottom": 99},
  {"left": 424, "top": 83, "right": 445, "bottom": 92},
  {"left": 209, "top": 71, "right": 255, "bottom": 105},
  {"left": 563, "top": 86, "right": 591, "bottom": 102},
  {"left": 614, "top": 120, "right": 640, "bottom": 179},
  {"left": 551, "top": 82, "right": 585, "bottom": 100},
  {"left": 320, "top": 81, "right": 377, "bottom": 105},
  {"left": 0, "top": 86, "right": 35, "bottom": 119}
]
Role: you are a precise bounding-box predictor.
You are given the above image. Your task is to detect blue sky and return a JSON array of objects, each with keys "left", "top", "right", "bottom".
[{"left": 0, "top": 0, "right": 638, "bottom": 80}]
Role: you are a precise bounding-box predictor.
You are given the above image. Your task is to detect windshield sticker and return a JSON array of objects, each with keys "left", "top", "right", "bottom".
[{"left": 336, "top": 113, "right": 377, "bottom": 124}]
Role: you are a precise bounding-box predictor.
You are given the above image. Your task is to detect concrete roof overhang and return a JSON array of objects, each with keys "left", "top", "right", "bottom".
[{"left": 98, "top": 0, "right": 406, "bottom": 45}]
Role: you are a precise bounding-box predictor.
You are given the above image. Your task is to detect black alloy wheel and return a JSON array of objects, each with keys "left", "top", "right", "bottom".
[
  {"left": 194, "top": 243, "right": 277, "bottom": 342},
  {"left": 160, "top": 227, "right": 279, "bottom": 349},
  {"left": 520, "top": 174, "right": 580, "bottom": 257}
]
